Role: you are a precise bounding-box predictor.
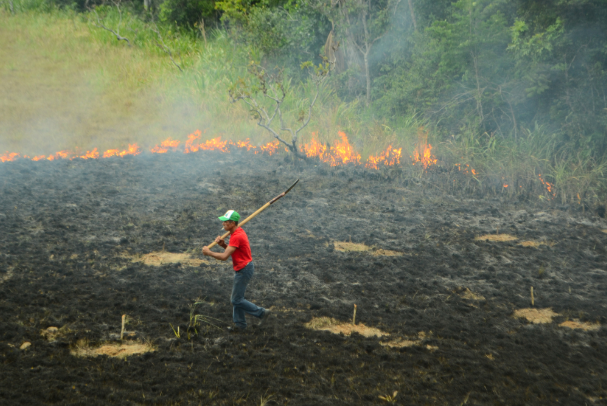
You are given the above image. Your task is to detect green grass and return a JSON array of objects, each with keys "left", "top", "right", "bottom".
[
  {"left": 0, "top": 7, "right": 269, "bottom": 155},
  {"left": 0, "top": 6, "right": 402, "bottom": 157},
  {"left": 1, "top": 6, "right": 605, "bottom": 205}
]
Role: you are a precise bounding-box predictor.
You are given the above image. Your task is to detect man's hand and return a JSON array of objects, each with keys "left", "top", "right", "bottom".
[
  {"left": 215, "top": 236, "right": 227, "bottom": 248},
  {"left": 202, "top": 246, "right": 211, "bottom": 256}
]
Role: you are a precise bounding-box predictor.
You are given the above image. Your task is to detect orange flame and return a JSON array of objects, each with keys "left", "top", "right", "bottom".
[
  {"left": 235, "top": 139, "right": 254, "bottom": 151},
  {"left": 184, "top": 131, "right": 229, "bottom": 153},
  {"left": 151, "top": 138, "right": 180, "bottom": 154},
  {"left": 255, "top": 140, "right": 280, "bottom": 156},
  {"left": 302, "top": 132, "right": 361, "bottom": 166},
  {"left": 365, "top": 146, "right": 402, "bottom": 169},
  {"left": 411, "top": 143, "right": 437, "bottom": 169},
  {"left": 1, "top": 152, "right": 21, "bottom": 162},
  {"left": 76, "top": 148, "right": 99, "bottom": 160},
  {"left": 102, "top": 144, "right": 141, "bottom": 158},
  {"left": 102, "top": 149, "right": 119, "bottom": 158},
  {"left": 454, "top": 163, "right": 477, "bottom": 176},
  {"left": 538, "top": 174, "right": 555, "bottom": 196},
  {"left": 2, "top": 131, "right": 398, "bottom": 169},
  {"left": 47, "top": 151, "right": 70, "bottom": 161}
]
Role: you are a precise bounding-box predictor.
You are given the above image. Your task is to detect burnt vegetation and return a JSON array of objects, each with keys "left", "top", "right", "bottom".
[{"left": 1, "top": 151, "right": 606, "bottom": 405}]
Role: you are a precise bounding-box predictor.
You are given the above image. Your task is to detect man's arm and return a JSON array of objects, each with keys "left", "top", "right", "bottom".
[{"left": 202, "top": 245, "right": 236, "bottom": 261}]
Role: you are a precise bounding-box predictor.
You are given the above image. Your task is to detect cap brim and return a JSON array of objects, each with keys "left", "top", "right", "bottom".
[{"left": 218, "top": 216, "right": 230, "bottom": 221}]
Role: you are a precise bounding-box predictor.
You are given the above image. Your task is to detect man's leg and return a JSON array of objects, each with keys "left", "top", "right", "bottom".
[{"left": 231, "top": 263, "right": 264, "bottom": 329}]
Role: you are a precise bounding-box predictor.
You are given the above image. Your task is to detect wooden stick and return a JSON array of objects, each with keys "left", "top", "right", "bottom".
[
  {"left": 207, "top": 179, "right": 299, "bottom": 249},
  {"left": 530, "top": 287, "right": 534, "bottom": 306},
  {"left": 121, "top": 314, "right": 126, "bottom": 340},
  {"left": 352, "top": 304, "right": 357, "bottom": 325}
]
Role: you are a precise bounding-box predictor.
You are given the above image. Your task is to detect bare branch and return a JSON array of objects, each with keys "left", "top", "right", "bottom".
[
  {"left": 229, "top": 62, "right": 332, "bottom": 159},
  {"left": 91, "top": 7, "right": 131, "bottom": 46},
  {"left": 149, "top": 21, "right": 183, "bottom": 72}
]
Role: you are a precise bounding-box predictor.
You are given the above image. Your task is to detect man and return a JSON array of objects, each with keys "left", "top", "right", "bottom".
[{"left": 202, "top": 210, "right": 270, "bottom": 331}]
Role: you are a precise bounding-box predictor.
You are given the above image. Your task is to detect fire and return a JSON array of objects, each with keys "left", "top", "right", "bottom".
[
  {"left": 235, "top": 139, "right": 254, "bottom": 151},
  {"left": 184, "top": 131, "right": 229, "bottom": 153},
  {"left": 2, "top": 131, "right": 399, "bottom": 170},
  {"left": 1, "top": 152, "right": 21, "bottom": 162},
  {"left": 538, "top": 174, "right": 555, "bottom": 196},
  {"left": 365, "top": 146, "right": 402, "bottom": 169},
  {"left": 302, "top": 131, "right": 361, "bottom": 167},
  {"left": 184, "top": 131, "right": 279, "bottom": 156},
  {"left": 411, "top": 143, "right": 437, "bottom": 169},
  {"left": 47, "top": 151, "right": 70, "bottom": 161},
  {"left": 454, "top": 163, "right": 477, "bottom": 176},
  {"left": 102, "top": 144, "right": 141, "bottom": 158},
  {"left": 150, "top": 138, "right": 180, "bottom": 154},
  {"left": 77, "top": 148, "right": 99, "bottom": 160},
  {"left": 255, "top": 140, "right": 279, "bottom": 155}
]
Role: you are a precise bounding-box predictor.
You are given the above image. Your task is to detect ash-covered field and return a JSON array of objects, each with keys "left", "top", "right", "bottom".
[{"left": 1, "top": 151, "right": 606, "bottom": 405}]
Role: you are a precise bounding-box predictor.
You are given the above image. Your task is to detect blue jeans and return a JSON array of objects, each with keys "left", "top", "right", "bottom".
[{"left": 231, "top": 262, "right": 264, "bottom": 329}]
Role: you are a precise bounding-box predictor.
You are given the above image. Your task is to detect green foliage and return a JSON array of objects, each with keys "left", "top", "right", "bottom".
[
  {"left": 4, "top": 0, "right": 607, "bottom": 204},
  {"left": 158, "top": 0, "right": 218, "bottom": 28},
  {"left": 216, "top": 0, "right": 330, "bottom": 72}
]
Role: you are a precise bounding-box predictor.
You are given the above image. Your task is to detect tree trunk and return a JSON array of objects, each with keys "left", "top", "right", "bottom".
[
  {"left": 144, "top": 0, "right": 149, "bottom": 10},
  {"left": 363, "top": 51, "right": 371, "bottom": 106},
  {"left": 9, "top": 0, "right": 14, "bottom": 14},
  {"left": 407, "top": 0, "right": 417, "bottom": 31}
]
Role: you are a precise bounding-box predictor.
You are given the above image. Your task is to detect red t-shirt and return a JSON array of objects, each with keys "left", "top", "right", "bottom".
[{"left": 228, "top": 227, "right": 252, "bottom": 271}]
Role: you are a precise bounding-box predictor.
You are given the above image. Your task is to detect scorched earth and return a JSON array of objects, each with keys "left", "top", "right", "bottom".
[{"left": 0, "top": 150, "right": 606, "bottom": 405}]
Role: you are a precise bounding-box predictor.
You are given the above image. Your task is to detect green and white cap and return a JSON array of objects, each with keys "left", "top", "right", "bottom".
[{"left": 218, "top": 210, "right": 240, "bottom": 222}]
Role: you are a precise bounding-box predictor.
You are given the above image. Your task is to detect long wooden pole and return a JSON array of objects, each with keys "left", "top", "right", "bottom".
[{"left": 206, "top": 179, "right": 299, "bottom": 249}]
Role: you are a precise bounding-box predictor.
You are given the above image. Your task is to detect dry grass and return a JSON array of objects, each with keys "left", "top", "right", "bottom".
[
  {"left": 559, "top": 320, "right": 601, "bottom": 331},
  {"left": 126, "top": 252, "right": 208, "bottom": 267},
  {"left": 474, "top": 234, "right": 517, "bottom": 242},
  {"left": 41, "top": 326, "right": 60, "bottom": 341},
  {"left": 334, "top": 242, "right": 371, "bottom": 252},
  {"left": 334, "top": 242, "right": 402, "bottom": 256},
  {"left": 380, "top": 338, "right": 419, "bottom": 348},
  {"left": 372, "top": 248, "right": 403, "bottom": 257},
  {"left": 305, "top": 317, "right": 388, "bottom": 338},
  {"left": 380, "top": 332, "right": 437, "bottom": 351},
  {"left": 513, "top": 308, "right": 559, "bottom": 324},
  {"left": 458, "top": 288, "right": 485, "bottom": 301},
  {"left": 71, "top": 341, "right": 154, "bottom": 358},
  {"left": 0, "top": 11, "right": 267, "bottom": 156},
  {"left": 305, "top": 317, "right": 438, "bottom": 350},
  {"left": 518, "top": 240, "right": 555, "bottom": 248}
]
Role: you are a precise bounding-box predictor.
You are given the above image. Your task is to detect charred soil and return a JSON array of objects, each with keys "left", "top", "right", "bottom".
[{"left": 1, "top": 151, "right": 606, "bottom": 405}]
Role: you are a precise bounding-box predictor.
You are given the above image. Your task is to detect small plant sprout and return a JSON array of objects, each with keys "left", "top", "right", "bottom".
[
  {"left": 353, "top": 304, "right": 357, "bottom": 325},
  {"left": 188, "top": 302, "right": 224, "bottom": 337},
  {"left": 379, "top": 391, "right": 398, "bottom": 403},
  {"left": 170, "top": 323, "right": 181, "bottom": 338},
  {"left": 531, "top": 286, "right": 534, "bottom": 306},
  {"left": 120, "top": 314, "right": 126, "bottom": 340},
  {"left": 259, "top": 393, "right": 273, "bottom": 406}
]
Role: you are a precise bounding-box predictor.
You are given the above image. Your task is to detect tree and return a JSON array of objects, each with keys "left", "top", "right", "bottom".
[
  {"left": 313, "top": 0, "right": 398, "bottom": 105},
  {"left": 229, "top": 60, "right": 332, "bottom": 158}
]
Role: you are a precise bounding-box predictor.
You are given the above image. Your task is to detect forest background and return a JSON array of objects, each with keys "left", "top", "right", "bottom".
[{"left": 1, "top": 0, "right": 606, "bottom": 206}]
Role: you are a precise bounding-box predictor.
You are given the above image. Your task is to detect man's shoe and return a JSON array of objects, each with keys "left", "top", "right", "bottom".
[{"left": 258, "top": 309, "right": 272, "bottom": 326}]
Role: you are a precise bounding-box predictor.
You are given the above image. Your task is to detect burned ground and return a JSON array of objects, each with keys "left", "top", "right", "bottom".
[{"left": 0, "top": 151, "right": 606, "bottom": 405}]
